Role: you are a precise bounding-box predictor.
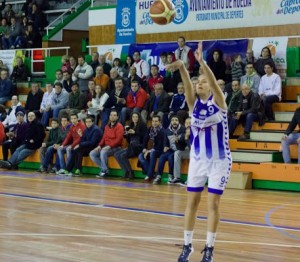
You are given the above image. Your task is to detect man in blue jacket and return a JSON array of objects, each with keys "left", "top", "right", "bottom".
[{"left": 66, "top": 115, "right": 102, "bottom": 176}]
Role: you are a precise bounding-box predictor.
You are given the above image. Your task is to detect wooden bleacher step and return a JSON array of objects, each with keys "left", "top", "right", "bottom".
[
  {"left": 227, "top": 171, "right": 252, "bottom": 189},
  {"left": 231, "top": 149, "right": 282, "bottom": 163},
  {"left": 274, "top": 112, "right": 294, "bottom": 122},
  {"left": 273, "top": 102, "right": 300, "bottom": 112},
  {"left": 250, "top": 130, "right": 283, "bottom": 142},
  {"left": 282, "top": 85, "right": 300, "bottom": 101}
]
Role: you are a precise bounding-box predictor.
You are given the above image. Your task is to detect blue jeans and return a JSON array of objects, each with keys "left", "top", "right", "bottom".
[
  {"left": 43, "top": 146, "right": 60, "bottom": 169},
  {"left": 157, "top": 150, "right": 175, "bottom": 176},
  {"left": 89, "top": 146, "right": 121, "bottom": 171},
  {"left": 9, "top": 144, "right": 35, "bottom": 166},
  {"left": 229, "top": 113, "right": 259, "bottom": 135},
  {"left": 100, "top": 108, "right": 110, "bottom": 130},
  {"left": 114, "top": 148, "right": 132, "bottom": 174},
  {"left": 56, "top": 146, "right": 73, "bottom": 170},
  {"left": 281, "top": 133, "right": 300, "bottom": 164},
  {"left": 2, "top": 36, "right": 16, "bottom": 49},
  {"left": 138, "top": 150, "right": 162, "bottom": 178}
]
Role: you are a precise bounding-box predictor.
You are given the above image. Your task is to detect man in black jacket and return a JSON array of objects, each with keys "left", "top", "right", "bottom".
[
  {"left": 141, "top": 83, "right": 170, "bottom": 123},
  {"left": 281, "top": 107, "right": 300, "bottom": 164},
  {"left": 229, "top": 83, "right": 263, "bottom": 140},
  {"left": 25, "top": 82, "right": 44, "bottom": 118},
  {"left": 0, "top": 112, "right": 45, "bottom": 169}
]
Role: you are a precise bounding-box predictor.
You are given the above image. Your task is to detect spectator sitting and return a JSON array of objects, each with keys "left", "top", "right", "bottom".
[
  {"left": 281, "top": 107, "right": 300, "bottom": 164},
  {"left": 21, "top": 23, "right": 41, "bottom": 48},
  {"left": 54, "top": 69, "right": 63, "bottom": 85},
  {"left": 167, "top": 82, "right": 188, "bottom": 126},
  {"left": 72, "top": 55, "right": 94, "bottom": 93},
  {"left": 114, "top": 111, "right": 147, "bottom": 179},
  {"left": 0, "top": 69, "right": 13, "bottom": 105},
  {"left": 0, "top": 59, "right": 9, "bottom": 72},
  {"left": 229, "top": 83, "right": 263, "bottom": 141},
  {"left": 231, "top": 54, "right": 245, "bottom": 82},
  {"left": 1, "top": 108, "right": 28, "bottom": 161},
  {"left": 120, "top": 80, "right": 148, "bottom": 125},
  {"left": 89, "top": 52, "right": 99, "bottom": 76},
  {"left": 138, "top": 115, "right": 164, "bottom": 182},
  {"left": 242, "top": 49, "right": 257, "bottom": 65},
  {"left": 2, "top": 16, "right": 21, "bottom": 49},
  {"left": 10, "top": 56, "right": 30, "bottom": 83},
  {"left": 56, "top": 113, "right": 86, "bottom": 175},
  {"left": 112, "top": 57, "right": 125, "bottom": 77},
  {"left": 101, "top": 77, "right": 128, "bottom": 130},
  {"left": 1, "top": 95, "right": 23, "bottom": 131},
  {"left": 37, "top": 118, "right": 60, "bottom": 172},
  {"left": 255, "top": 46, "right": 277, "bottom": 76},
  {"left": 153, "top": 115, "right": 185, "bottom": 185},
  {"left": 122, "top": 55, "right": 133, "bottom": 80},
  {"left": 98, "top": 54, "right": 112, "bottom": 76},
  {"left": 217, "top": 79, "right": 228, "bottom": 99},
  {"left": 66, "top": 115, "right": 103, "bottom": 177},
  {"left": 126, "top": 66, "right": 143, "bottom": 90},
  {"left": 69, "top": 56, "right": 77, "bottom": 73},
  {"left": 58, "top": 82, "right": 87, "bottom": 121},
  {"left": 61, "top": 55, "right": 71, "bottom": 72},
  {"left": 62, "top": 70, "right": 73, "bottom": 92},
  {"left": 148, "top": 64, "right": 164, "bottom": 93},
  {"left": 258, "top": 62, "right": 282, "bottom": 120},
  {"left": 240, "top": 62, "right": 261, "bottom": 94},
  {"left": 94, "top": 66, "right": 109, "bottom": 92},
  {"left": 0, "top": 18, "right": 9, "bottom": 41},
  {"left": 89, "top": 109, "right": 124, "bottom": 178},
  {"left": 39, "top": 115, "right": 71, "bottom": 174},
  {"left": 171, "top": 116, "right": 191, "bottom": 184},
  {"left": 39, "top": 83, "right": 54, "bottom": 127},
  {"left": 141, "top": 83, "right": 170, "bottom": 123},
  {"left": 87, "top": 84, "right": 109, "bottom": 123},
  {"left": 107, "top": 68, "right": 120, "bottom": 93},
  {"left": 4, "top": 4, "right": 15, "bottom": 25},
  {"left": 0, "top": 111, "right": 45, "bottom": 169},
  {"left": 158, "top": 52, "right": 168, "bottom": 77},
  {"left": 24, "top": 81, "right": 44, "bottom": 118}
]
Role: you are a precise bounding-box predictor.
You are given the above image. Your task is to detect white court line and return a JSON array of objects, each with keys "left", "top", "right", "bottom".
[{"left": 0, "top": 233, "right": 299, "bottom": 248}]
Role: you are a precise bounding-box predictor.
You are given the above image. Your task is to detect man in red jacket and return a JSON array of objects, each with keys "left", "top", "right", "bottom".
[
  {"left": 89, "top": 109, "right": 124, "bottom": 177},
  {"left": 56, "top": 113, "right": 86, "bottom": 175},
  {"left": 119, "top": 80, "right": 148, "bottom": 125}
]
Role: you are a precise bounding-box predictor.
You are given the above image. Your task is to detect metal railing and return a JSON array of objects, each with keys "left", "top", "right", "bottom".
[
  {"left": 45, "top": 0, "right": 90, "bottom": 36},
  {"left": 91, "top": 0, "right": 116, "bottom": 7},
  {"left": 22, "top": 46, "right": 71, "bottom": 76}
]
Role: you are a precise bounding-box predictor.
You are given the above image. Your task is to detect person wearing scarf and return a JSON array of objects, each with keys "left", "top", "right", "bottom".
[
  {"left": 138, "top": 115, "right": 164, "bottom": 182},
  {"left": 152, "top": 115, "right": 186, "bottom": 185}
]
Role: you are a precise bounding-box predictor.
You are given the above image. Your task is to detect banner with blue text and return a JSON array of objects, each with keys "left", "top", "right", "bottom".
[
  {"left": 116, "top": 0, "right": 136, "bottom": 44},
  {"left": 136, "top": 0, "right": 300, "bottom": 34}
]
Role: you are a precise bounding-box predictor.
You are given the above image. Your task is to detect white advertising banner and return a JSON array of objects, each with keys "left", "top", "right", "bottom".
[
  {"left": 97, "top": 44, "right": 129, "bottom": 65},
  {"left": 136, "top": 0, "right": 300, "bottom": 34},
  {"left": 0, "top": 50, "right": 16, "bottom": 75},
  {"left": 252, "top": 37, "right": 288, "bottom": 79}
]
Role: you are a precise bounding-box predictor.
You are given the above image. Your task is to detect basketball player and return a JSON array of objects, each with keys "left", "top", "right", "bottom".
[{"left": 167, "top": 43, "right": 232, "bottom": 262}]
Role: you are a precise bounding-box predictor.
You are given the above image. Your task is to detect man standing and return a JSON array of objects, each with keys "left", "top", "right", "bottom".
[
  {"left": 132, "top": 51, "right": 150, "bottom": 81},
  {"left": 89, "top": 110, "right": 124, "bottom": 178},
  {"left": 174, "top": 36, "right": 195, "bottom": 76},
  {"left": 72, "top": 55, "right": 94, "bottom": 93}
]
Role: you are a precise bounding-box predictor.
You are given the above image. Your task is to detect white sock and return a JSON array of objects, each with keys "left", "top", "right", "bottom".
[
  {"left": 184, "top": 230, "right": 194, "bottom": 245},
  {"left": 206, "top": 232, "right": 216, "bottom": 247}
]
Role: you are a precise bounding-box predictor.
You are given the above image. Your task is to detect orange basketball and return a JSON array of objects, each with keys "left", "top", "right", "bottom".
[{"left": 149, "top": 0, "right": 176, "bottom": 25}]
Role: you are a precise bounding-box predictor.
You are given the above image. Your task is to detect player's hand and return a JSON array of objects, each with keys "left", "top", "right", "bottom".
[
  {"left": 165, "top": 60, "right": 184, "bottom": 72},
  {"left": 195, "top": 42, "right": 204, "bottom": 63}
]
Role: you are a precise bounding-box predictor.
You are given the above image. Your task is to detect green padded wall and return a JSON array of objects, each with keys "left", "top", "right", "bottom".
[
  {"left": 45, "top": 56, "right": 63, "bottom": 82},
  {"left": 286, "top": 47, "right": 300, "bottom": 77}
]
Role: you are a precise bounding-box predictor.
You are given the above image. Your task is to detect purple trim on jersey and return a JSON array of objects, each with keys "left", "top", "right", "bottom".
[
  {"left": 187, "top": 186, "right": 204, "bottom": 192},
  {"left": 217, "top": 122, "right": 225, "bottom": 159},
  {"left": 194, "top": 128, "right": 200, "bottom": 156},
  {"left": 208, "top": 187, "right": 224, "bottom": 195},
  {"left": 205, "top": 127, "right": 212, "bottom": 159}
]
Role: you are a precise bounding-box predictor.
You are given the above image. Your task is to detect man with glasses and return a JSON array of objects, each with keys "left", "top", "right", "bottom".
[
  {"left": 0, "top": 112, "right": 45, "bottom": 169},
  {"left": 240, "top": 62, "right": 261, "bottom": 94}
]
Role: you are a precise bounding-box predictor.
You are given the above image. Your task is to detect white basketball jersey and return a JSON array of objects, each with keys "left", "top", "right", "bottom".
[{"left": 190, "top": 95, "right": 231, "bottom": 161}]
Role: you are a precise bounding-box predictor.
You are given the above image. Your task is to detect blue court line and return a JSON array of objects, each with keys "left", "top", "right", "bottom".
[
  {"left": 1, "top": 192, "right": 300, "bottom": 234},
  {"left": 265, "top": 204, "right": 300, "bottom": 241}
]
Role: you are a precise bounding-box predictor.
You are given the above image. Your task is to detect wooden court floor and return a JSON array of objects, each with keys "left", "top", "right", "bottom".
[{"left": 0, "top": 170, "right": 299, "bottom": 262}]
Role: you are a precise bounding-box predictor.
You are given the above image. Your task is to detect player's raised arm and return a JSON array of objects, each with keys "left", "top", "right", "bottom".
[
  {"left": 165, "top": 60, "right": 195, "bottom": 111},
  {"left": 195, "top": 42, "right": 227, "bottom": 110}
]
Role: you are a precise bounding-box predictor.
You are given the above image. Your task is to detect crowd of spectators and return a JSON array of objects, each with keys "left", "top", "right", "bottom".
[{"left": 0, "top": 36, "right": 298, "bottom": 182}]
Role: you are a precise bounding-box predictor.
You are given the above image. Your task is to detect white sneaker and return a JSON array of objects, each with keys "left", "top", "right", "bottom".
[
  {"left": 65, "top": 172, "right": 73, "bottom": 177},
  {"left": 56, "top": 169, "right": 66, "bottom": 175}
]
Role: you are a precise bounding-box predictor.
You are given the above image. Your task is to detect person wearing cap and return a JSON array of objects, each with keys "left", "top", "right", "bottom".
[
  {"left": 0, "top": 112, "right": 45, "bottom": 169},
  {"left": 1, "top": 109, "right": 28, "bottom": 161}
]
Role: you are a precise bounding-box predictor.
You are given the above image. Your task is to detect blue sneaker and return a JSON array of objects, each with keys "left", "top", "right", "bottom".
[
  {"left": 178, "top": 244, "right": 193, "bottom": 262},
  {"left": 201, "top": 245, "right": 214, "bottom": 262}
]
